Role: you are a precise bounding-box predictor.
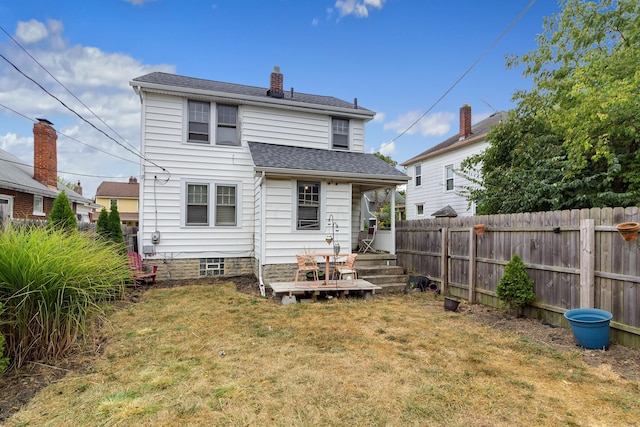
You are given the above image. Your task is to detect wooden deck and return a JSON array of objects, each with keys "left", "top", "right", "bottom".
[{"left": 269, "top": 279, "right": 382, "bottom": 304}]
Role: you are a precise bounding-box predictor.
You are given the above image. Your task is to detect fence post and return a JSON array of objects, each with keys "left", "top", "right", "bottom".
[
  {"left": 441, "top": 227, "right": 448, "bottom": 296},
  {"left": 468, "top": 227, "right": 477, "bottom": 303},
  {"left": 580, "top": 218, "right": 595, "bottom": 308}
]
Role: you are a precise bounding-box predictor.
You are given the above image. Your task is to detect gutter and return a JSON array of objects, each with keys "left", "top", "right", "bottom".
[
  {"left": 257, "top": 171, "right": 266, "bottom": 297},
  {"left": 254, "top": 167, "right": 409, "bottom": 185}
]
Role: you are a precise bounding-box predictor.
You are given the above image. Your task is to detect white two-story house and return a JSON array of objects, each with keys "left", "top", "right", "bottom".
[
  {"left": 401, "top": 105, "right": 506, "bottom": 219},
  {"left": 130, "top": 67, "right": 408, "bottom": 284}
]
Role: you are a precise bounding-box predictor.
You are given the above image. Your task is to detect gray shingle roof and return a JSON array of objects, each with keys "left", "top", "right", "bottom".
[
  {"left": 248, "top": 142, "right": 408, "bottom": 182},
  {"left": 132, "top": 72, "right": 374, "bottom": 114},
  {"left": 0, "top": 148, "right": 92, "bottom": 204},
  {"left": 401, "top": 111, "right": 508, "bottom": 166}
]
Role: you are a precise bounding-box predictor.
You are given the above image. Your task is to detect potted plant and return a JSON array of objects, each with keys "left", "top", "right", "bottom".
[
  {"left": 496, "top": 253, "right": 535, "bottom": 317},
  {"left": 616, "top": 221, "right": 640, "bottom": 242},
  {"left": 473, "top": 224, "right": 485, "bottom": 235}
]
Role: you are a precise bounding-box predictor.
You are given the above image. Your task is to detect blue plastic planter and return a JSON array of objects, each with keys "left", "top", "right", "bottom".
[{"left": 564, "top": 308, "right": 613, "bottom": 350}]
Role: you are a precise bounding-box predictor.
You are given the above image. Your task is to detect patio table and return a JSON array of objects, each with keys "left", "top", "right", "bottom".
[{"left": 308, "top": 252, "right": 348, "bottom": 286}]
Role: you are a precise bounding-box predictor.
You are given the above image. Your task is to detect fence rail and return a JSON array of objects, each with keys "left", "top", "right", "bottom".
[{"left": 396, "top": 207, "right": 640, "bottom": 348}]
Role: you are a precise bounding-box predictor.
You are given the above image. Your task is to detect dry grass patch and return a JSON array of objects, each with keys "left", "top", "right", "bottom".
[{"left": 8, "top": 282, "right": 640, "bottom": 426}]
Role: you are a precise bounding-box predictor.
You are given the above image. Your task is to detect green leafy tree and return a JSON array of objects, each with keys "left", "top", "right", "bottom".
[
  {"left": 48, "top": 191, "right": 76, "bottom": 232},
  {"left": 108, "top": 204, "right": 124, "bottom": 246},
  {"left": 96, "top": 208, "right": 110, "bottom": 239},
  {"left": 462, "top": 0, "right": 640, "bottom": 213},
  {"left": 496, "top": 254, "right": 536, "bottom": 316}
]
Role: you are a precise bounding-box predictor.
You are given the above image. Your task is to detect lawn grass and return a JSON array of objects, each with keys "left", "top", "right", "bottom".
[{"left": 8, "top": 282, "right": 640, "bottom": 426}]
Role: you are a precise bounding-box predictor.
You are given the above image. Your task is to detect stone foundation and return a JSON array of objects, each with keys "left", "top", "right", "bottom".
[{"left": 145, "top": 256, "right": 254, "bottom": 281}]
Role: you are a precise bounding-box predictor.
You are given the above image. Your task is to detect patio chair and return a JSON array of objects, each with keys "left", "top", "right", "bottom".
[
  {"left": 334, "top": 253, "right": 358, "bottom": 282},
  {"left": 127, "top": 251, "right": 157, "bottom": 285},
  {"left": 359, "top": 226, "right": 376, "bottom": 253},
  {"left": 295, "top": 254, "right": 319, "bottom": 285}
]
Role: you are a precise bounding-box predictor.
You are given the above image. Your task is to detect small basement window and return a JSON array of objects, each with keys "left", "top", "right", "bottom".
[{"left": 200, "top": 258, "right": 224, "bottom": 276}]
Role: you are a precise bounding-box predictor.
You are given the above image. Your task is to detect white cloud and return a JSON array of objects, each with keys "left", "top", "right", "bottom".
[
  {"left": 378, "top": 140, "right": 395, "bottom": 156},
  {"left": 372, "top": 112, "right": 385, "bottom": 122},
  {"left": 312, "top": 18, "right": 319, "bottom": 26},
  {"left": 15, "top": 19, "right": 49, "bottom": 44},
  {"left": 383, "top": 111, "right": 455, "bottom": 137},
  {"left": 334, "top": 0, "right": 385, "bottom": 18},
  {"left": 0, "top": 19, "right": 174, "bottom": 197},
  {"left": 125, "top": 0, "right": 157, "bottom": 5}
]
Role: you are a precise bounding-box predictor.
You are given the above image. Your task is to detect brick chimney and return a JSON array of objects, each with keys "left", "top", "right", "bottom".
[
  {"left": 459, "top": 104, "right": 472, "bottom": 140},
  {"left": 74, "top": 181, "right": 82, "bottom": 195},
  {"left": 268, "top": 66, "right": 284, "bottom": 98},
  {"left": 33, "top": 118, "right": 58, "bottom": 189}
]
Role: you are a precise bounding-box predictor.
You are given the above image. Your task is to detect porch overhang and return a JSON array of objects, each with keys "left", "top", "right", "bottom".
[{"left": 254, "top": 166, "right": 408, "bottom": 188}]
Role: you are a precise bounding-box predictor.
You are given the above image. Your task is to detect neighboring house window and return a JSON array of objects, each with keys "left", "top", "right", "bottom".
[
  {"left": 110, "top": 199, "right": 118, "bottom": 209},
  {"left": 415, "top": 164, "right": 422, "bottom": 187},
  {"left": 216, "top": 104, "right": 239, "bottom": 146},
  {"left": 445, "top": 165, "right": 454, "bottom": 191},
  {"left": 215, "top": 184, "right": 236, "bottom": 226},
  {"left": 416, "top": 204, "right": 424, "bottom": 216},
  {"left": 297, "top": 181, "right": 320, "bottom": 230},
  {"left": 33, "top": 195, "right": 44, "bottom": 215},
  {"left": 0, "top": 196, "right": 13, "bottom": 220},
  {"left": 188, "top": 100, "right": 210, "bottom": 143},
  {"left": 332, "top": 118, "right": 349, "bottom": 149},
  {"left": 186, "top": 183, "right": 209, "bottom": 225}
]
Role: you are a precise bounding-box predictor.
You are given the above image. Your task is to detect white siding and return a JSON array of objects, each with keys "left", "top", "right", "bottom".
[
  {"left": 140, "top": 93, "right": 254, "bottom": 258},
  {"left": 405, "top": 141, "right": 488, "bottom": 219},
  {"left": 262, "top": 178, "right": 351, "bottom": 265}
]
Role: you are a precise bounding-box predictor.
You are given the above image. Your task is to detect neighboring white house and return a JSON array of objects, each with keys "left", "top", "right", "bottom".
[
  {"left": 400, "top": 105, "right": 506, "bottom": 219},
  {"left": 130, "top": 67, "right": 408, "bottom": 283}
]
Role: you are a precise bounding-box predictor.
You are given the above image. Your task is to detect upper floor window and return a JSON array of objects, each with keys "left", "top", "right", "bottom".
[
  {"left": 110, "top": 199, "right": 118, "bottom": 209},
  {"left": 445, "top": 165, "right": 454, "bottom": 191},
  {"left": 215, "top": 184, "right": 237, "bottom": 226},
  {"left": 186, "top": 183, "right": 209, "bottom": 226},
  {"left": 216, "top": 104, "right": 239, "bottom": 146},
  {"left": 188, "top": 100, "right": 210, "bottom": 143},
  {"left": 415, "top": 164, "right": 422, "bottom": 187},
  {"left": 332, "top": 118, "right": 349, "bottom": 150},
  {"left": 33, "top": 195, "right": 44, "bottom": 215},
  {"left": 297, "top": 181, "right": 320, "bottom": 230}
]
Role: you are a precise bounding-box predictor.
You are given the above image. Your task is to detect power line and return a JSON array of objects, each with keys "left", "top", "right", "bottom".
[
  {"left": 389, "top": 0, "right": 537, "bottom": 144},
  {"left": 0, "top": 53, "right": 169, "bottom": 175},
  {"left": 0, "top": 102, "right": 139, "bottom": 165},
  {"left": 0, "top": 156, "right": 138, "bottom": 180},
  {"left": 0, "top": 24, "right": 141, "bottom": 155}
]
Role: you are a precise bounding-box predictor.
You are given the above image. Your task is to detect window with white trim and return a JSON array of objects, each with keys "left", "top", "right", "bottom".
[
  {"left": 110, "top": 199, "right": 118, "bottom": 209},
  {"left": 33, "top": 195, "right": 44, "bottom": 215},
  {"left": 215, "top": 184, "right": 236, "bottom": 226},
  {"left": 415, "top": 164, "right": 422, "bottom": 187},
  {"left": 416, "top": 204, "right": 424, "bottom": 216},
  {"left": 216, "top": 104, "right": 238, "bottom": 146},
  {"left": 332, "top": 118, "right": 349, "bottom": 149},
  {"left": 297, "top": 181, "right": 320, "bottom": 230},
  {"left": 0, "top": 196, "right": 13, "bottom": 220},
  {"left": 188, "top": 100, "right": 210, "bottom": 143},
  {"left": 186, "top": 183, "right": 209, "bottom": 225},
  {"left": 445, "top": 165, "right": 454, "bottom": 191}
]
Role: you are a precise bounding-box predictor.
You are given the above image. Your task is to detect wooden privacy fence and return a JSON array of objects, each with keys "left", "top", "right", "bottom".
[{"left": 396, "top": 207, "right": 640, "bottom": 348}]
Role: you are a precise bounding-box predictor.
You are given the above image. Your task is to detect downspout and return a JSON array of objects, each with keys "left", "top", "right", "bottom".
[{"left": 257, "top": 171, "right": 266, "bottom": 297}]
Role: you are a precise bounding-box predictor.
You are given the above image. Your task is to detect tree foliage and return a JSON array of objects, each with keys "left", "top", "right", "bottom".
[
  {"left": 108, "top": 205, "right": 124, "bottom": 246},
  {"left": 96, "top": 208, "right": 110, "bottom": 239},
  {"left": 462, "top": 0, "right": 640, "bottom": 214},
  {"left": 48, "top": 191, "right": 76, "bottom": 232}
]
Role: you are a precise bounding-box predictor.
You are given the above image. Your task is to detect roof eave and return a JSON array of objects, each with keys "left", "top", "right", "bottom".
[
  {"left": 130, "top": 81, "right": 376, "bottom": 121},
  {"left": 400, "top": 133, "right": 489, "bottom": 166},
  {"left": 254, "top": 167, "right": 409, "bottom": 185}
]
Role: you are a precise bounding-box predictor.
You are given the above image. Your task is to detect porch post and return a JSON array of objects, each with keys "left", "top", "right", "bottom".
[{"left": 390, "top": 187, "right": 396, "bottom": 255}]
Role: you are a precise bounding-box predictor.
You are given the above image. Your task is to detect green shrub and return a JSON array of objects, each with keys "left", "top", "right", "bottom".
[
  {"left": 496, "top": 253, "right": 536, "bottom": 315},
  {"left": 0, "top": 225, "right": 131, "bottom": 367},
  {"left": 96, "top": 207, "right": 110, "bottom": 239},
  {"left": 0, "top": 303, "right": 8, "bottom": 375},
  {"left": 48, "top": 191, "right": 77, "bottom": 232},
  {"left": 108, "top": 205, "right": 124, "bottom": 246}
]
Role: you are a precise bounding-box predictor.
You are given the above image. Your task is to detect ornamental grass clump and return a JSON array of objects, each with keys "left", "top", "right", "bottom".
[
  {"left": 0, "top": 224, "right": 131, "bottom": 368},
  {"left": 496, "top": 253, "right": 536, "bottom": 316}
]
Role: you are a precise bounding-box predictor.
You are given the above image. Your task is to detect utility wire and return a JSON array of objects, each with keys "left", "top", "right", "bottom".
[
  {"left": 0, "top": 24, "right": 140, "bottom": 155},
  {"left": 0, "top": 53, "right": 169, "bottom": 174},
  {"left": 0, "top": 102, "right": 138, "bottom": 165},
  {"left": 0, "top": 156, "right": 138, "bottom": 179},
  {"left": 389, "top": 0, "right": 537, "bottom": 144}
]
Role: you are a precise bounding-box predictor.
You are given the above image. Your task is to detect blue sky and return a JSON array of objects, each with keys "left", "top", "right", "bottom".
[{"left": 0, "top": 0, "right": 561, "bottom": 198}]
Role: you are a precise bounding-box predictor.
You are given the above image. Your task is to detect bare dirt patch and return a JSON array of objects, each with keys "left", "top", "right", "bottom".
[{"left": 1, "top": 276, "right": 639, "bottom": 423}]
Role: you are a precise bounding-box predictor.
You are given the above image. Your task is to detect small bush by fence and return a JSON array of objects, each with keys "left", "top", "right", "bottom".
[{"left": 396, "top": 207, "right": 640, "bottom": 348}]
